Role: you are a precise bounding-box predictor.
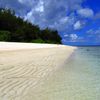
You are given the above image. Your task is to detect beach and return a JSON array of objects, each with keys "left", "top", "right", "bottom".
[
  {"left": 0, "top": 42, "right": 76, "bottom": 100},
  {"left": 33, "top": 46, "right": 100, "bottom": 100}
]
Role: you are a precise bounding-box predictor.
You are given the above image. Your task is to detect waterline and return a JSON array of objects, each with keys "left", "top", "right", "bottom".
[{"left": 32, "top": 47, "right": 100, "bottom": 100}]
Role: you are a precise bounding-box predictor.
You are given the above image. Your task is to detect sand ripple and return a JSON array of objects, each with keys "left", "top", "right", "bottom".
[{"left": 0, "top": 46, "right": 75, "bottom": 100}]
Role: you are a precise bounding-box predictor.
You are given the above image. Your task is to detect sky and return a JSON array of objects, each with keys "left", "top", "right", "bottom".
[{"left": 0, "top": 0, "right": 100, "bottom": 45}]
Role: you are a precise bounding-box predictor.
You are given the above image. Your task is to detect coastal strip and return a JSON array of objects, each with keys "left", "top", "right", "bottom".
[{"left": 0, "top": 42, "right": 76, "bottom": 100}]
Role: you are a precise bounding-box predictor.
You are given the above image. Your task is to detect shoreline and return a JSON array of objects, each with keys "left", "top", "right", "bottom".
[
  {"left": 0, "top": 42, "right": 76, "bottom": 99},
  {"left": 0, "top": 42, "right": 67, "bottom": 51}
]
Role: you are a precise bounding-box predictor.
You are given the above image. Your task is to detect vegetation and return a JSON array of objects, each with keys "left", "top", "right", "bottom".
[
  {"left": 0, "top": 31, "right": 11, "bottom": 41},
  {"left": 0, "top": 8, "right": 62, "bottom": 44}
]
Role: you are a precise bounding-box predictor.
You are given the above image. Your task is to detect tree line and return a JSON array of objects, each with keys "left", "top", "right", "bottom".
[{"left": 0, "top": 8, "right": 62, "bottom": 44}]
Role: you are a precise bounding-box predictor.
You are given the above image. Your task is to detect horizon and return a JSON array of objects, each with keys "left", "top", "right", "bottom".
[{"left": 0, "top": 0, "right": 100, "bottom": 45}]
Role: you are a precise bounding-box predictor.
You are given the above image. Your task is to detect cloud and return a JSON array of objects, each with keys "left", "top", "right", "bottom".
[
  {"left": 63, "top": 33, "right": 79, "bottom": 42},
  {"left": 87, "top": 28, "right": 100, "bottom": 35},
  {"left": 63, "top": 28, "right": 100, "bottom": 43},
  {"left": 74, "top": 21, "right": 82, "bottom": 30},
  {"left": 86, "top": 28, "right": 100, "bottom": 42},
  {"left": 18, "top": 0, "right": 39, "bottom": 8},
  {"left": 64, "top": 34, "right": 69, "bottom": 37},
  {"left": 21, "top": 0, "right": 84, "bottom": 32},
  {"left": 77, "top": 8, "right": 94, "bottom": 18},
  {"left": 70, "top": 34, "right": 78, "bottom": 41},
  {"left": 0, "top": 0, "right": 85, "bottom": 32},
  {"left": 0, "top": 0, "right": 30, "bottom": 16},
  {"left": 52, "top": 15, "right": 76, "bottom": 32},
  {"left": 0, "top": 0, "right": 79, "bottom": 33},
  {"left": 1, "top": 0, "right": 99, "bottom": 44},
  {"left": 74, "top": 20, "right": 86, "bottom": 30}
]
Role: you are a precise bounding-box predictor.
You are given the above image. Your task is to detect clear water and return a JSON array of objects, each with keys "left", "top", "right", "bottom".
[{"left": 33, "top": 47, "right": 100, "bottom": 100}]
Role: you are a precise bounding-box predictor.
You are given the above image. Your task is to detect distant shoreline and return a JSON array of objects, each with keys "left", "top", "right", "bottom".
[{"left": 67, "top": 45, "right": 100, "bottom": 47}]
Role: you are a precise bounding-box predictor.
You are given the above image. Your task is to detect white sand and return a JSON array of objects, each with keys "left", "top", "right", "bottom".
[
  {"left": 0, "top": 42, "right": 66, "bottom": 51},
  {"left": 0, "top": 42, "right": 76, "bottom": 100}
]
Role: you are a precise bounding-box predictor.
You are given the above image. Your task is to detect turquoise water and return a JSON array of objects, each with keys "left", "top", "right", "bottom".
[{"left": 33, "top": 47, "right": 100, "bottom": 100}]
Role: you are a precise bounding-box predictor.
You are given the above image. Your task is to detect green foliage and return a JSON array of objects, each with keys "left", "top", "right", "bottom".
[
  {"left": 40, "top": 28, "right": 61, "bottom": 44},
  {"left": 31, "top": 39, "right": 45, "bottom": 43},
  {"left": 0, "top": 31, "right": 11, "bottom": 41},
  {"left": 0, "top": 8, "right": 62, "bottom": 44}
]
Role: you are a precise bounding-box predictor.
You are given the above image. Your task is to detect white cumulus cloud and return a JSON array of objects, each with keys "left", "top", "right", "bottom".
[
  {"left": 70, "top": 34, "right": 78, "bottom": 40},
  {"left": 74, "top": 20, "right": 86, "bottom": 30},
  {"left": 19, "top": 0, "right": 84, "bottom": 31},
  {"left": 77, "top": 8, "right": 94, "bottom": 18},
  {"left": 74, "top": 21, "right": 82, "bottom": 30}
]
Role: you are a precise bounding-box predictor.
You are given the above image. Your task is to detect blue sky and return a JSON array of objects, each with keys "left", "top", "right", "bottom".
[{"left": 0, "top": 0, "right": 100, "bottom": 45}]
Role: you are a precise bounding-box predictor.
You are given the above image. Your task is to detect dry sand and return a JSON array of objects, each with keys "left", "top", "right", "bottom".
[{"left": 0, "top": 42, "right": 76, "bottom": 100}]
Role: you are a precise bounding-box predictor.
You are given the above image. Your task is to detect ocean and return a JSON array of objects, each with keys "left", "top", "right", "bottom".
[{"left": 33, "top": 47, "right": 100, "bottom": 100}]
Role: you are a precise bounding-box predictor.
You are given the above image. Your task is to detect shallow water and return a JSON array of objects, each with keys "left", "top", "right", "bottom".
[{"left": 33, "top": 47, "right": 100, "bottom": 100}]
